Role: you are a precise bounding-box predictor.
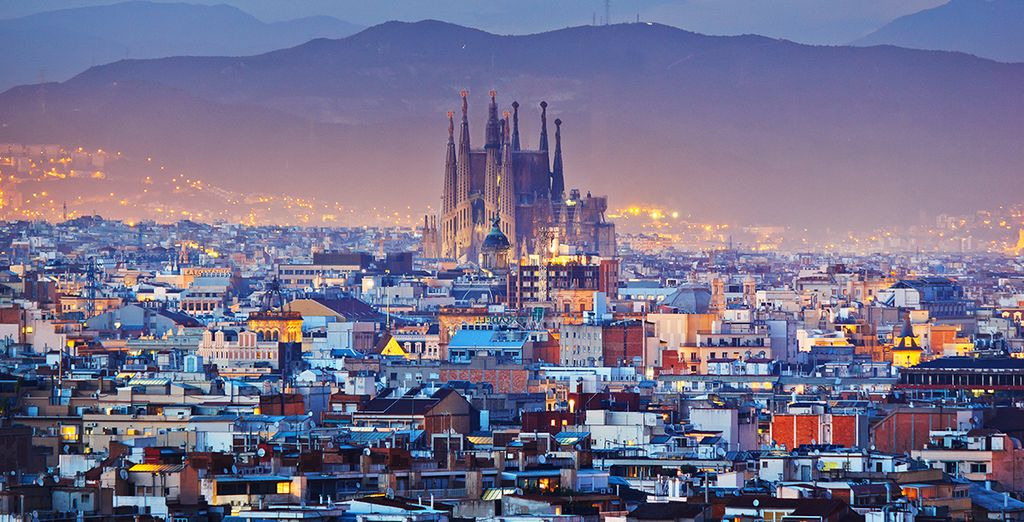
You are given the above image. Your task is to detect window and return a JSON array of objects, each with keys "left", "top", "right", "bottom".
[
  {"left": 60, "top": 425, "right": 79, "bottom": 442},
  {"left": 970, "top": 463, "right": 988, "bottom": 474}
]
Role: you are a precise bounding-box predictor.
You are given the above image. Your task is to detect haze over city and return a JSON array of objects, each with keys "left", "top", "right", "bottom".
[{"left": 1, "top": 0, "right": 1023, "bottom": 249}]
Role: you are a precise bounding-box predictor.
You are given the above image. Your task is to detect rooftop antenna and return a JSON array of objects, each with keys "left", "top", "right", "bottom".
[{"left": 605, "top": 0, "right": 611, "bottom": 25}]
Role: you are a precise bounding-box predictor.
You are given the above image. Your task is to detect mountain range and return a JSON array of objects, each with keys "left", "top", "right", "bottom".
[
  {"left": 0, "top": 1, "right": 363, "bottom": 91},
  {"left": 854, "top": 0, "right": 1024, "bottom": 63},
  {"left": 1, "top": 20, "right": 1023, "bottom": 232}
]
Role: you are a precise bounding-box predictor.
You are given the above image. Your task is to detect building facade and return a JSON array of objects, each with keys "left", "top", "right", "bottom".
[{"left": 431, "top": 91, "right": 615, "bottom": 263}]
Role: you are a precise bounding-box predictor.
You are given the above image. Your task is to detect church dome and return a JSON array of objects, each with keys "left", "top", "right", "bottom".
[
  {"left": 482, "top": 217, "right": 511, "bottom": 252},
  {"left": 663, "top": 285, "right": 712, "bottom": 314}
]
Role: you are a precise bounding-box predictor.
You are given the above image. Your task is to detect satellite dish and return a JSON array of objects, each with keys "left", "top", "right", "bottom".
[
  {"left": 36, "top": 476, "right": 46, "bottom": 486},
  {"left": 257, "top": 448, "right": 266, "bottom": 458},
  {"left": 363, "top": 448, "right": 371, "bottom": 456},
  {"left": 118, "top": 469, "right": 128, "bottom": 480},
  {"left": 231, "top": 465, "right": 238, "bottom": 475},
  {"left": 62, "top": 444, "right": 70, "bottom": 453},
  {"left": 753, "top": 499, "right": 760, "bottom": 507},
  {"left": 386, "top": 488, "right": 395, "bottom": 499},
  {"left": 537, "top": 455, "right": 547, "bottom": 464}
]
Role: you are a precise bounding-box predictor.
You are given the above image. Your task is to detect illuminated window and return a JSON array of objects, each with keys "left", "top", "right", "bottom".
[
  {"left": 60, "top": 425, "right": 79, "bottom": 442},
  {"left": 276, "top": 482, "right": 291, "bottom": 494}
]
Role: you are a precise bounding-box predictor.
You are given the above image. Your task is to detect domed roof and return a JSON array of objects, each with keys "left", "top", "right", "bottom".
[
  {"left": 663, "top": 285, "right": 712, "bottom": 314},
  {"left": 482, "top": 217, "right": 511, "bottom": 252}
]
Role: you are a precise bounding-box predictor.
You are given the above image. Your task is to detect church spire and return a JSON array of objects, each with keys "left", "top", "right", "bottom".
[
  {"left": 502, "top": 114, "right": 513, "bottom": 167},
  {"left": 456, "top": 89, "right": 471, "bottom": 202},
  {"left": 538, "top": 101, "right": 549, "bottom": 152},
  {"left": 551, "top": 118, "right": 565, "bottom": 200},
  {"left": 539, "top": 101, "right": 551, "bottom": 196},
  {"left": 459, "top": 89, "right": 470, "bottom": 152},
  {"left": 500, "top": 114, "right": 516, "bottom": 253},
  {"left": 511, "top": 101, "right": 521, "bottom": 152},
  {"left": 442, "top": 111, "right": 457, "bottom": 214},
  {"left": 485, "top": 90, "right": 501, "bottom": 149}
]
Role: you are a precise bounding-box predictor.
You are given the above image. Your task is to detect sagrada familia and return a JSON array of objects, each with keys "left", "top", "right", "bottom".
[{"left": 422, "top": 90, "right": 615, "bottom": 265}]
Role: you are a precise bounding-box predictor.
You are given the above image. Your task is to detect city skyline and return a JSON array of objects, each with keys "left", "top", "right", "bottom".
[{"left": 2, "top": 5, "right": 1024, "bottom": 522}]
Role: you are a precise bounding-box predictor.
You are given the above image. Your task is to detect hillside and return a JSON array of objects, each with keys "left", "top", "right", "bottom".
[
  {"left": 1, "top": 20, "right": 1023, "bottom": 231},
  {"left": 854, "top": 0, "right": 1024, "bottom": 63}
]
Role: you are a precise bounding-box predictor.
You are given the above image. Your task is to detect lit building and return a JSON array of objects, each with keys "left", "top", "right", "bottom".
[
  {"left": 247, "top": 310, "right": 303, "bottom": 343},
  {"left": 432, "top": 91, "right": 615, "bottom": 262},
  {"left": 891, "top": 311, "right": 923, "bottom": 368}
]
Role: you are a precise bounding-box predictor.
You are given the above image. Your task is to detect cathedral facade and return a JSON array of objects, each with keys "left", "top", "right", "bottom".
[{"left": 425, "top": 90, "right": 615, "bottom": 263}]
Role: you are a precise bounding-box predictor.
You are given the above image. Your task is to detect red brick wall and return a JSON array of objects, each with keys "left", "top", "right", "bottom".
[
  {"left": 533, "top": 338, "right": 561, "bottom": 364},
  {"left": 259, "top": 393, "right": 306, "bottom": 416},
  {"left": 992, "top": 443, "right": 1024, "bottom": 492},
  {"left": 771, "top": 414, "right": 821, "bottom": 449},
  {"left": 831, "top": 415, "right": 859, "bottom": 448},
  {"left": 872, "top": 411, "right": 960, "bottom": 454},
  {"left": 658, "top": 350, "right": 693, "bottom": 376},
  {"left": 602, "top": 323, "right": 645, "bottom": 367},
  {"left": 439, "top": 368, "right": 529, "bottom": 394}
]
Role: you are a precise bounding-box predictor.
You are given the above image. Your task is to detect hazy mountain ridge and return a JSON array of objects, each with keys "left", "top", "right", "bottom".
[
  {"left": 2, "top": 20, "right": 1023, "bottom": 232},
  {"left": 854, "top": 0, "right": 1024, "bottom": 63},
  {"left": 0, "top": 1, "right": 364, "bottom": 90}
]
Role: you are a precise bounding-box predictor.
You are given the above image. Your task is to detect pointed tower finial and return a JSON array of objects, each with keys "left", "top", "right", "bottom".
[
  {"left": 539, "top": 101, "right": 549, "bottom": 152},
  {"left": 900, "top": 310, "right": 915, "bottom": 338},
  {"left": 551, "top": 118, "right": 565, "bottom": 200},
  {"left": 442, "top": 109, "right": 458, "bottom": 215},
  {"left": 502, "top": 111, "right": 510, "bottom": 146},
  {"left": 486, "top": 89, "right": 500, "bottom": 148},
  {"left": 458, "top": 89, "right": 470, "bottom": 150},
  {"left": 511, "top": 101, "right": 521, "bottom": 152}
]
